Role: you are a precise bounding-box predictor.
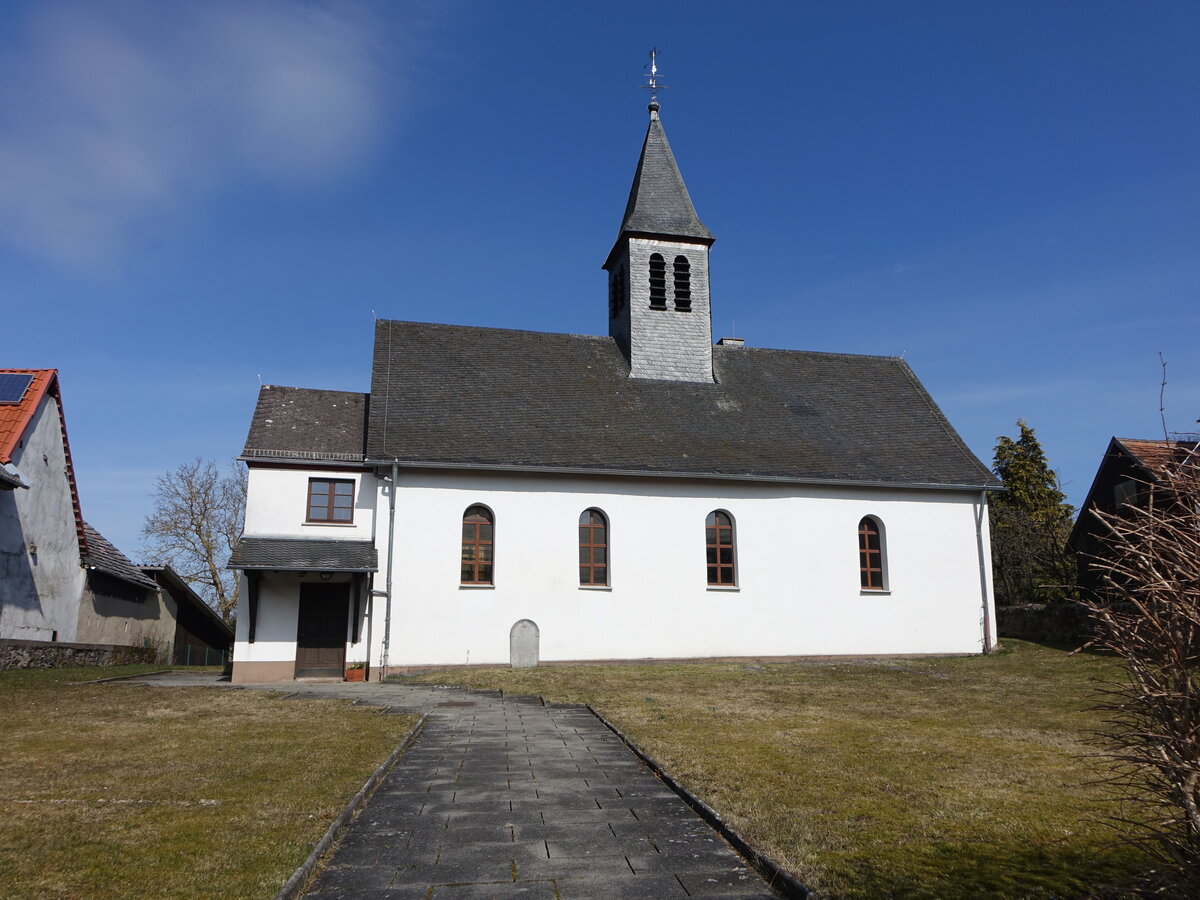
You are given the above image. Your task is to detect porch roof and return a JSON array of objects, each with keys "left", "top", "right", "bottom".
[{"left": 229, "top": 537, "right": 378, "bottom": 572}]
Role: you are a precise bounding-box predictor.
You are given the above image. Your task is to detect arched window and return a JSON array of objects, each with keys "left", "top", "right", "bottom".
[
  {"left": 461, "top": 505, "right": 494, "bottom": 584},
  {"left": 706, "top": 511, "right": 736, "bottom": 585},
  {"left": 579, "top": 509, "right": 608, "bottom": 586},
  {"left": 648, "top": 253, "right": 667, "bottom": 308},
  {"left": 673, "top": 255, "right": 691, "bottom": 311},
  {"left": 609, "top": 264, "right": 626, "bottom": 318},
  {"left": 858, "top": 517, "right": 885, "bottom": 590}
]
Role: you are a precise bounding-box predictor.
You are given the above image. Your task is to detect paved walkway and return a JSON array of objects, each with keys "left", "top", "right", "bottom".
[{"left": 131, "top": 674, "right": 782, "bottom": 898}]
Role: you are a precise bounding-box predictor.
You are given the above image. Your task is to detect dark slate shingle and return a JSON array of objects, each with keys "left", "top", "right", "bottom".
[
  {"left": 242, "top": 386, "right": 367, "bottom": 461},
  {"left": 229, "top": 538, "right": 378, "bottom": 571},
  {"left": 81, "top": 523, "right": 158, "bottom": 590},
  {"left": 367, "top": 319, "right": 997, "bottom": 489},
  {"left": 615, "top": 108, "right": 714, "bottom": 245}
]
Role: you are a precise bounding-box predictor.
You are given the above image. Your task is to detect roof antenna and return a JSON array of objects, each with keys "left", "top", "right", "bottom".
[
  {"left": 1159, "top": 351, "right": 1169, "bottom": 439},
  {"left": 641, "top": 48, "right": 668, "bottom": 110}
]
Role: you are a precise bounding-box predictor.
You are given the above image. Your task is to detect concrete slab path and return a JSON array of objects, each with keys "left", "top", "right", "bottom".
[{"left": 128, "top": 674, "right": 783, "bottom": 898}]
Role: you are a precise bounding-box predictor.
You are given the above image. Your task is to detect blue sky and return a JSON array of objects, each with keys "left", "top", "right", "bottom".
[{"left": 3, "top": 0, "right": 1198, "bottom": 558}]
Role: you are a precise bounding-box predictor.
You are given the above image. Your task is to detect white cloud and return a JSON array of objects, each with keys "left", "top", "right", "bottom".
[{"left": 0, "top": 0, "right": 418, "bottom": 269}]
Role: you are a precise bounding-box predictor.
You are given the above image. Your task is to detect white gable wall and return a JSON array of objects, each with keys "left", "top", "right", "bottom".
[{"left": 380, "top": 469, "right": 993, "bottom": 667}]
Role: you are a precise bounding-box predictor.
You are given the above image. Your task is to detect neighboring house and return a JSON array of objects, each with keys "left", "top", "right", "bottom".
[
  {"left": 229, "top": 101, "right": 1000, "bottom": 683},
  {"left": 0, "top": 369, "right": 229, "bottom": 661},
  {"left": 1069, "top": 437, "right": 1200, "bottom": 597}
]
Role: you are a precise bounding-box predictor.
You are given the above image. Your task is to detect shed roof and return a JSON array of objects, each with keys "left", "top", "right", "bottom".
[
  {"left": 81, "top": 523, "right": 158, "bottom": 590},
  {"left": 141, "top": 566, "right": 234, "bottom": 639}
]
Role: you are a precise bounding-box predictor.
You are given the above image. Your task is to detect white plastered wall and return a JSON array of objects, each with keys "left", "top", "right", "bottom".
[
  {"left": 233, "top": 571, "right": 374, "bottom": 668},
  {"left": 234, "top": 463, "right": 378, "bottom": 673},
  {"left": 243, "top": 466, "right": 375, "bottom": 540},
  {"left": 0, "top": 395, "right": 86, "bottom": 641},
  {"left": 379, "top": 469, "right": 995, "bottom": 667}
]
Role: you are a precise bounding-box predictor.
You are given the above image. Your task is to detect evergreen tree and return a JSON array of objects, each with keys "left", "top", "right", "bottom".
[{"left": 990, "top": 420, "right": 1076, "bottom": 604}]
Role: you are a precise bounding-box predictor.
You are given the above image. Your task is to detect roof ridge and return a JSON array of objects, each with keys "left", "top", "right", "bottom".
[
  {"left": 376, "top": 318, "right": 614, "bottom": 343},
  {"left": 724, "top": 345, "right": 905, "bottom": 362},
  {"left": 259, "top": 384, "right": 368, "bottom": 396}
]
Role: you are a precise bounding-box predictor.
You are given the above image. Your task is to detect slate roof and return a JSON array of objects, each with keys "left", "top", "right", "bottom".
[
  {"left": 611, "top": 105, "right": 713, "bottom": 254},
  {"left": 242, "top": 385, "right": 368, "bottom": 462},
  {"left": 229, "top": 538, "right": 378, "bottom": 571},
  {"left": 81, "top": 523, "right": 159, "bottom": 590},
  {"left": 367, "top": 319, "right": 997, "bottom": 490}
]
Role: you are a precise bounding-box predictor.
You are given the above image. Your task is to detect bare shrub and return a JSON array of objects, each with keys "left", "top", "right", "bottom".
[{"left": 1079, "top": 442, "right": 1200, "bottom": 894}]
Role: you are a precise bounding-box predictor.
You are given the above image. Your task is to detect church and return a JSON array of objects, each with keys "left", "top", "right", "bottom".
[{"left": 229, "top": 98, "right": 1000, "bottom": 683}]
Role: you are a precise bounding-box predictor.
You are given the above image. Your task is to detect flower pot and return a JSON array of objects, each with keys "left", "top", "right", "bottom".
[{"left": 344, "top": 667, "right": 365, "bottom": 682}]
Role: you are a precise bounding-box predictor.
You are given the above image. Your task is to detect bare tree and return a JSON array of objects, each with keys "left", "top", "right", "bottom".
[
  {"left": 1079, "top": 442, "right": 1200, "bottom": 894},
  {"left": 142, "top": 459, "right": 246, "bottom": 623}
]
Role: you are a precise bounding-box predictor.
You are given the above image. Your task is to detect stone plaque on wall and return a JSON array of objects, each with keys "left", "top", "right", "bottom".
[{"left": 509, "top": 619, "right": 539, "bottom": 668}]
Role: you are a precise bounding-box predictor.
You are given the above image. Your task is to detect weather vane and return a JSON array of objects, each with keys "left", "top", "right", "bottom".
[{"left": 641, "top": 48, "right": 668, "bottom": 105}]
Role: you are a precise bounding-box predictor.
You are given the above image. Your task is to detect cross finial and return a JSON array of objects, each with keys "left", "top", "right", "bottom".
[{"left": 641, "top": 48, "right": 667, "bottom": 111}]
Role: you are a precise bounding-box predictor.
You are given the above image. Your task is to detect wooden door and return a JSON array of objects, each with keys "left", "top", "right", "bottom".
[{"left": 295, "top": 583, "right": 349, "bottom": 677}]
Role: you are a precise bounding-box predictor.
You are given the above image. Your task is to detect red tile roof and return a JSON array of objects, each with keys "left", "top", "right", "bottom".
[
  {"left": 0, "top": 367, "right": 87, "bottom": 561},
  {"left": 0, "top": 369, "right": 56, "bottom": 464},
  {"left": 1115, "top": 438, "right": 1199, "bottom": 476}
]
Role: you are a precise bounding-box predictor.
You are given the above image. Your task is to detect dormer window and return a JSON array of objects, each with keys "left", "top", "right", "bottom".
[
  {"left": 673, "top": 256, "right": 691, "bottom": 311},
  {"left": 648, "top": 253, "right": 667, "bottom": 308}
]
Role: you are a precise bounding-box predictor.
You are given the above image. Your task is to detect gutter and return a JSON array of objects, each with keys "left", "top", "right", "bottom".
[{"left": 363, "top": 458, "right": 1001, "bottom": 494}]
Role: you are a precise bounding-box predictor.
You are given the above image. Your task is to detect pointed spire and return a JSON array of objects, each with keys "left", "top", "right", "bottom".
[{"left": 615, "top": 103, "right": 714, "bottom": 244}]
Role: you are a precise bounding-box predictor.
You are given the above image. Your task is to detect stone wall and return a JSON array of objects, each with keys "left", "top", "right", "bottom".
[
  {"left": 0, "top": 637, "right": 159, "bottom": 670},
  {"left": 996, "top": 603, "right": 1090, "bottom": 646}
]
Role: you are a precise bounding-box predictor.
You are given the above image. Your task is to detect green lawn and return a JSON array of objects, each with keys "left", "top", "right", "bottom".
[
  {"left": 410, "top": 640, "right": 1147, "bottom": 898},
  {"left": 0, "top": 666, "right": 418, "bottom": 900}
]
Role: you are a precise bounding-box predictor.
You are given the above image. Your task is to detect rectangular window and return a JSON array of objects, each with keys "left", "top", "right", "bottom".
[{"left": 307, "top": 479, "right": 355, "bottom": 523}]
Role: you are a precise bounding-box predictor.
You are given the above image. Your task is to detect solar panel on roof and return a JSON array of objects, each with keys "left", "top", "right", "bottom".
[{"left": 0, "top": 373, "right": 34, "bottom": 404}]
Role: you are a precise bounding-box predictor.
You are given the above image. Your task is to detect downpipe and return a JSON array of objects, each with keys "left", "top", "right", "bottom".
[
  {"left": 976, "top": 490, "right": 993, "bottom": 653},
  {"left": 381, "top": 462, "right": 398, "bottom": 680}
]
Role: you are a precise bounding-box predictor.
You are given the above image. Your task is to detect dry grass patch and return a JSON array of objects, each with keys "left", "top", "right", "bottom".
[
  {"left": 410, "top": 641, "right": 1148, "bottom": 898},
  {"left": 0, "top": 666, "right": 418, "bottom": 900}
]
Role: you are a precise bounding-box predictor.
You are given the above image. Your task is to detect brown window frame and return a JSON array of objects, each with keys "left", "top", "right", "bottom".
[
  {"left": 706, "top": 510, "right": 736, "bottom": 586},
  {"left": 859, "top": 517, "right": 885, "bottom": 590},
  {"left": 461, "top": 505, "right": 494, "bottom": 585},
  {"left": 307, "top": 478, "right": 355, "bottom": 524},
  {"left": 579, "top": 508, "right": 609, "bottom": 586}
]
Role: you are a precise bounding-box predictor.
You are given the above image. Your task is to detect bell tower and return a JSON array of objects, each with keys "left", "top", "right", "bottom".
[{"left": 603, "top": 64, "right": 715, "bottom": 383}]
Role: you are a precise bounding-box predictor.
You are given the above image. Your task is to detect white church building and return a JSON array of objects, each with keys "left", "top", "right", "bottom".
[{"left": 229, "top": 99, "right": 999, "bottom": 683}]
